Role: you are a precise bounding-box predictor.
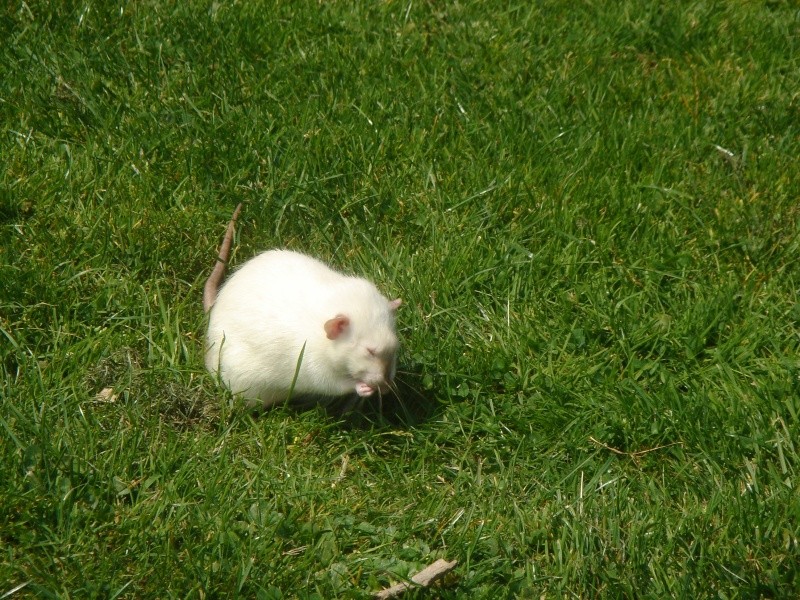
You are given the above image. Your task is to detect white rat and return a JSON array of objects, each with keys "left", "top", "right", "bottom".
[{"left": 203, "top": 204, "right": 401, "bottom": 409}]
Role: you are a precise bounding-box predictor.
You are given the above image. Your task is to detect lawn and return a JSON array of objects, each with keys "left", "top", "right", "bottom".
[{"left": 1, "top": 1, "right": 798, "bottom": 597}]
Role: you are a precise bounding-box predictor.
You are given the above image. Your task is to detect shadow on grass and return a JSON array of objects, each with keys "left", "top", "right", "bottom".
[
  {"left": 337, "top": 368, "right": 441, "bottom": 430},
  {"left": 126, "top": 355, "right": 440, "bottom": 432},
  {"left": 250, "top": 364, "right": 441, "bottom": 430}
]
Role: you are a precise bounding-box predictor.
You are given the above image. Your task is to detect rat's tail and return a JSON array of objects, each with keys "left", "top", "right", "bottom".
[{"left": 203, "top": 203, "right": 243, "bottom": 313}]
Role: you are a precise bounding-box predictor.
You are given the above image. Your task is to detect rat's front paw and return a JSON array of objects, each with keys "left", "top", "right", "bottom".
[{"left": 355, "top": 382, "right": 375, "bottom": 397}]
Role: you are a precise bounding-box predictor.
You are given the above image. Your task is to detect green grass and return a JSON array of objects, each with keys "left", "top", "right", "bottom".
[{"left": 2, "top": 1, "right": 799, "bottom": 597}]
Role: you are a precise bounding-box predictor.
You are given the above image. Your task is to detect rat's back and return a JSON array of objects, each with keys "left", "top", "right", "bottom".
[{"left": 204, "top": 250, "right": 349, "bottom": 403}]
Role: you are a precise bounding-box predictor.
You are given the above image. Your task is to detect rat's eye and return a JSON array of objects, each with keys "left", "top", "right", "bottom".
[{"left": 367, "top": 347, "right": 377, "bottom": 357}]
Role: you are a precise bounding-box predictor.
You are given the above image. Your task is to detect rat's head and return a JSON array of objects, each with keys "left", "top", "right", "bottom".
[{"left": 323, "top": 292, "right": 402, "bottom": 398}]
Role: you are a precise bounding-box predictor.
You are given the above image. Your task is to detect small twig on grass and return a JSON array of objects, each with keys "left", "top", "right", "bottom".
[
  {"left": 589, "top": 436, "right": 684, "bottom": 461},
  {"left": 373, "top": 559, "right": 458, "bottom": 599}
]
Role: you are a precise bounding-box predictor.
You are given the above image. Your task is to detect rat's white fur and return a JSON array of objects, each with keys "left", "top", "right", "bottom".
[{"left": 205, "top": 250, "right": 400, "bottom": 408}]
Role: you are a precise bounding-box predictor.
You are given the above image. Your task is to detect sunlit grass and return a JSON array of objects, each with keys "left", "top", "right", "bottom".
[{"left": 2, "top": 1, "right": 798, "bottom": 597}]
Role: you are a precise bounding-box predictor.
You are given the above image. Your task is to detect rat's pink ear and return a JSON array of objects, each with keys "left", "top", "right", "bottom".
[
  {"left": 389, "top": 298, "right": 402, "bottom": 311},
  {"left": 324, "top": 315, "right": 350, "bottom": 340}
]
